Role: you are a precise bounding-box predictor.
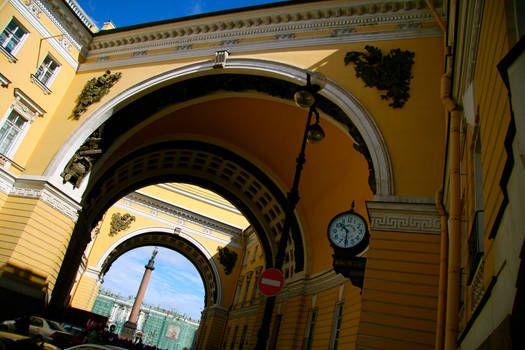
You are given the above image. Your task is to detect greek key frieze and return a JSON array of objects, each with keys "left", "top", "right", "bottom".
[{"left": 367, "top": 198, "right": 441, "bottom": 234}]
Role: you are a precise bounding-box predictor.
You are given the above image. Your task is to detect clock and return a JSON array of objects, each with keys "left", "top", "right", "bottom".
[
  {"left": 327, "top": 202, "right": 369, "bottom": 256},
  {"left": 327, "top": 202, "right": 370, "bottom": 288}
]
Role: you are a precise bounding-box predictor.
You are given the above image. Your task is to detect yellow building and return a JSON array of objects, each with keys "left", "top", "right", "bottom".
[{"left": 0, "top": 0, "right": 523, "bottom": 349}]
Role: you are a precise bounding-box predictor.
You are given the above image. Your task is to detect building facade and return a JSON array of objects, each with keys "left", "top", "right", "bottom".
[
  {"left": 0, "top": 0, "right": 523, "bottom": 349},
  {"left": 92, "top": 288, "right": 199, "bottom": 349}
]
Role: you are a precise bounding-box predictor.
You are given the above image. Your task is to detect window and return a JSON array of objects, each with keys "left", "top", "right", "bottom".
[
  {"left": 230, "top": 325, "right": 238, "bottom": 350},
  {"left": 0, "top": 110, "right": 26, "bottom": 156},
  {"left": 468, "top": 138, "right": 484, "bottom": 284},
  {"left": 251, "top": 246, "right": 258, "bottom": 262},
  {"left": 234, "top": 275, "right": 244, "bottom": 305},
  {"left": 238, "top": 325, "right": 247, "bottom": 350},
  {"left": 0, "top": 18, "right": 28, "bottom": 61},
  {"left": 302, "top": 308, "right": 317, "bottom": 350},
  {"left": 268, "top": 314, "right": 282, "bottom": 349},
  {"left": 329, "top": 302, "right": 344, "bottom": 350},
  {"left": 32, "top": 54, "right": 60, "bottom": 93},
  {"left": 0, "top": 89, "right": 44, "bottom": 162},
  {"left": 241, "top": 272, "right": 253, "bottom": 304},
  {"left": 244, "top": 250, "right": 250, "bottom": 265}
]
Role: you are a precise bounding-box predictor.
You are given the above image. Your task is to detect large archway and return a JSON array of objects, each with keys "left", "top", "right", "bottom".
[{"left": 49, "top": 61, "right": 385, "bottom": 315}]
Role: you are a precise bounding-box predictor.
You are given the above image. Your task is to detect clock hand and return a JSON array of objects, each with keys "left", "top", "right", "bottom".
[{"left": 337, "top": 223, "right": 350, "bottom": 247}]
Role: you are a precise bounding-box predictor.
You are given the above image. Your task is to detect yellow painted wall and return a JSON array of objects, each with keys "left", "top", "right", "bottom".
[
  {"left": 0, "top": 195, "right": 75, "bottom": 294},
  {"left": 357, "top": 229, "right": 440, "bottom": 349},
  {"left": 0, "top": 3, "right": 78, "bottom": 170}
]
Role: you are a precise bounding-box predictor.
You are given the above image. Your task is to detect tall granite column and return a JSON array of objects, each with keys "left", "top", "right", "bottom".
[{"left": 121, "top": 248, "right": 158, "bottom": 339}]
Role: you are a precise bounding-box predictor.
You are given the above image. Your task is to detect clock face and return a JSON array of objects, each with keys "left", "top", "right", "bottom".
[{"left": 328, "top": 213, "right": 367, "bottom": 249}]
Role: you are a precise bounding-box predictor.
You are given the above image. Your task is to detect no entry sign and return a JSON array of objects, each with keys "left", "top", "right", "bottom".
[{"left": 258, "top": 268, "right": 284, "bottom": 296}]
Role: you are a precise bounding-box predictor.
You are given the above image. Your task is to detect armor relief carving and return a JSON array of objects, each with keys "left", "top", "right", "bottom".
[
  {"left": 109, "top": 212, "right": 136, "bottom": 236},
  {"left": 73, "top": 70, "right": 122, "bottom": 119}
]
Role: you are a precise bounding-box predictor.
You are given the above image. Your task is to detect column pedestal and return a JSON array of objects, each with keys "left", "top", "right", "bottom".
[{"left": 121, "top": 321, "right": 137, "bottom": 340}]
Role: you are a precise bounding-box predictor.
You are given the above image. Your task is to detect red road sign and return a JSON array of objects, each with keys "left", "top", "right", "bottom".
[{"left": 258, "top": 268, "right": 284, "bottom": 296}]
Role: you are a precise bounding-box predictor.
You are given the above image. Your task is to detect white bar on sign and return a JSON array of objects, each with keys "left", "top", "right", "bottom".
[{"left": 261, "top": 278, "right": 281, "bottom": 287}]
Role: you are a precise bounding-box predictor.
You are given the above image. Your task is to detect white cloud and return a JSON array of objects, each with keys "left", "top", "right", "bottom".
[{"left": 187, "top": 0, "right": 204, "bottom": 15}]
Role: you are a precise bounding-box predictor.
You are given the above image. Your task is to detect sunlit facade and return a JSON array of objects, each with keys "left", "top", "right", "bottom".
[
  {"left": 0, "top": 0, "right": 524, "bottom": 349},
  {"left": 92, "top": 288, "right": 198, "bottom": 350}
]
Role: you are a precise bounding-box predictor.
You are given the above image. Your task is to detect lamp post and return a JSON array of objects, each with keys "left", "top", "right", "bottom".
[{"left": 254, "top": 71, "right": 326, "bottom": 350}]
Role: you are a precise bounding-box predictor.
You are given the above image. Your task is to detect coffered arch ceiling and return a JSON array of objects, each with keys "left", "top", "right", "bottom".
[{"left": 82, "top": 139, "right": 301, "bottom": 274}]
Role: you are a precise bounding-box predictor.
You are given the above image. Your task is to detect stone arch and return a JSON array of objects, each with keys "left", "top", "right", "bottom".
[
  {"left": 93, "top": 227, "right": 222, "bottom": 307},
  {"left": 49, "top": 58, "right": 394, "bottom": 308},
  {"left": 45, "top": 58, "right": 393, "bottom": 197},
  {"left": 81, "top": 140, "right": 301, "bottom": 273}
]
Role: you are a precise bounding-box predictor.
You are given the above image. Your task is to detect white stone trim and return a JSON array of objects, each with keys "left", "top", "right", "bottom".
[
  {"left": 44, "top": 58, "right": 394, "bottom": 198},
  {"left": 366, "top": 197, "right": 441, "bottom": 234},
  {"left": 0, "top": 72, "right": 11, "bottom": 87},
  {"left": 10, "top": 176, "right": 81, "bottom": 221},
  {"left": 158, "top": 183, "right": 241, "bottom": 214},
  {"left": 80, "top": 26, "right": 442, "bottom": 71},
  {"left": 114, "top": 198, "right": 243, "bottom": 247},
  {"left": 84, "top": 265, "right": 102, "bottom": 280},
  {"left": 11, "top": 0, "right": 82, "bottom": 69},
  {"left": 0, "top": 170, "right": 80, "bottom": 220},
  {"left": 84, "top": 0, "right": 442, "bottom": 59},
  {"left": 132, "top": 189, "right": 244, "bottom": 232}
]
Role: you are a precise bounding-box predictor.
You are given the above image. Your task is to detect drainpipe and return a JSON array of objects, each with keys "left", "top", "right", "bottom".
[
  {"left": 435, "top": 188, "right": 448, "bottom": 350},
  {"left": 441, "top": 70, "right": 462, "bottom": 350}
]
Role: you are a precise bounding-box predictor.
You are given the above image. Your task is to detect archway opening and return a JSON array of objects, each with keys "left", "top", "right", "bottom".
[{"left": 93, "top": 246, "right": 203, "bottom": 348}]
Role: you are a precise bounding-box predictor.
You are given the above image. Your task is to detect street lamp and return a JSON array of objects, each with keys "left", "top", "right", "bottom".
[{"left": 255, "top": 71, "right": 326, "bottom": 350}]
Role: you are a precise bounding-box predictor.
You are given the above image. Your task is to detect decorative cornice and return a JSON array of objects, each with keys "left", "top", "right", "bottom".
[
  {"left": 10, "top": 0, "right": 84, "bottom": 69},
  {"left": 80, "top": 26, "right": 441, "bottom": 71},
  {"left": 33, "top": 0, "right": 92, "bottom": 49},
  {"left": 0, "top": 171, "right": 80, "bottom": 220},
  {"left": 276, "top": 269, "right": 347, "bottom": 301},
  {"left": 229, "top": 303, "right": 258, "bottom": 319},
  {"left": 9, "top": 177, "right": 81, "bottom": 221},
  {"left": 127, "top": 192, "right": 243, "bottom": 237},
  {"left": 366, "top": 197, "right": 441, "bottom": 234},
  {"left": 78, "top": 1, "right": 443, "bottom": 70},
  {"left": 203, "top": 304, "right": 229, "bottom": 320}
]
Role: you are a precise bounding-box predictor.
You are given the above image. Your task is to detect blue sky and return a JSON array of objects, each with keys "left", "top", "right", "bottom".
[
  {"left": 101, "top": 246, "right": 205, "bottom": 320},
  {"left": 76, "top": 0, "right": 281, "bottom": 28}
]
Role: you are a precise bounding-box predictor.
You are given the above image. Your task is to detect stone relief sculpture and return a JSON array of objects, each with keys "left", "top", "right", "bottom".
[
  {"left": 109, "top": 212, "right": 136, "bottom": 236},
  {"left": 73, "top": 70, "right": 122, "bottom": 119},
  {"left": 217, "top": 246, "right": 237, "bottom": 275},
  {"left": 60, "top": 126, "right": 103, "bottom": 188},
  {"left": 345, "top": 45, "right": 415, "bottom": 108}
]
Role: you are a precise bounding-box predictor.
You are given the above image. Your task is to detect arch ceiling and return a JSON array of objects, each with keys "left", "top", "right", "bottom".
[{"left": 46, "top": 59, "right": 393, "bottom": 197}]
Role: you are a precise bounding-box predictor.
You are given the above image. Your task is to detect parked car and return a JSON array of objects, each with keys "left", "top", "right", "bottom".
[
  {"left": 0, "top": 315, "right": 73, "bottom": 347},
  {"left": 61, "top": 323, "right": 86, "bottom": 345},
  {"left": 0, "top": 330, "right": 61, "bottom": 349},
  {"left": 66, "top": 345, "right": 129, "bottom": 350}
]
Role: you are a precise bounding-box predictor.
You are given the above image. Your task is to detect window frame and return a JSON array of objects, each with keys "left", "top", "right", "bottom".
[
  {"left": 0, "top": 17, "right": 29, "bottom": 62},
  {"left": 302, "top": 308, "right": 318, "bottom": 350},
  {"left": 31, "top": 53, "right": 61, "bottom": 94},
  {"left": 0, "top": 89, "right": 45, "bottom": 164},
  {"left": 329, "top": 302, "right": 344, "bottom": 350}
]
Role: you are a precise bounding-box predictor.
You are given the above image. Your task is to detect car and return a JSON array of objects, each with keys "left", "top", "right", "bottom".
[
  {"left": 0, "top": 330, "right": 61, "bottom": 349},
  {"left": 1, "top": 316, "right": 74, "bottom": 347},
  {"left": 65, "top": 345, "right": 129, "bottom": 350},
  {"left": 61, "top": 323, "right": 86, "bottom": 345}
]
